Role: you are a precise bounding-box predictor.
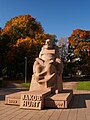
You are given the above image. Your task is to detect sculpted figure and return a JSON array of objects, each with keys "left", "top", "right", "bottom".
[{"left": 30, "top": 39, "right": 63, "bottom": 93}]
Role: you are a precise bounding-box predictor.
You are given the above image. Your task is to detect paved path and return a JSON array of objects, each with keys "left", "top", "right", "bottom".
[{"left": 0, "top": 82, "right": 90, "bottom": 120}]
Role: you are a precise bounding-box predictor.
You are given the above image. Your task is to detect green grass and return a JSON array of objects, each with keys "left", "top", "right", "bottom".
[
  {"left": 77, "top": 81, "right": 90, "bottom": 90},
  {"left": 21, "top": 83, "right": 30, "bottom": 87}
]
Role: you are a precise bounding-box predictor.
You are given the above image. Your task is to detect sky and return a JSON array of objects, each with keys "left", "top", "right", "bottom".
[{"left": 0, "top": 0, "right": 90, "bottom": 40}]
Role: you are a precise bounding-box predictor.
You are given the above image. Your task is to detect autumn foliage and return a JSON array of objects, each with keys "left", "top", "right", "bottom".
[
  {"left": 0, "top": 14, "right": 49, "bottom": 80},
  {"left": 68, "top": 29, "right": 90, "bottom": 76},
  {"left": 68, "top": 29, "right": 90, "bottom": 54},
  {"left": 2, "top": 15, "right": 44, "bottom": 42}
]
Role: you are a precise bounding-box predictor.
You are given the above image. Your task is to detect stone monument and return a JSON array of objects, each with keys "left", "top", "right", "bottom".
[
  {"left": 30, "top": 39, "right": 63, "bottom": 93},
  {"left": 5, "top": 39, "right": 73, "bottom": 110}
]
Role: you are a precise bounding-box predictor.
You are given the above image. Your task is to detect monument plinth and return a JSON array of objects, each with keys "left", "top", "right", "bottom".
[
  {"left": 45, "top": 89, "right": 73, "bottom": 108},
  {"left": 5, "top": 39, "right": 73, "bottom": 109},
  {"left": 5, "top": 91, "right": 29, "bottom": 106},
  {"left": 20, "top": 90, "right": 51, "bottom": 110}
]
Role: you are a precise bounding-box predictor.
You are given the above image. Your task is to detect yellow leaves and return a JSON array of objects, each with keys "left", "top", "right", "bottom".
[
  {"left": 77, "top": 42, "right": 90, "bottom": 52},
  {"left": 1, "top": 14, "right": 46, "bottom": 65},
  {"left": 69, "top": 29, "right": 90, "bottom": 47},
  {"left": 15, "top": 33, "right": 46, "bottom": 47},
  {"left": 69, "top": 29, "right": 90, "bottom": 58},
  {"left": 2, "top": 14, "right": 44, "bottom": 38},
  {"left": 74, "top": 49, "right": 79, "bottom": 53},
  {"left": 16, "top": 37, "right": 33, "bottom": 47},
  {"left": 78, "top": 42, "right": 84, "bottom": 47},
  {"left": 6, "top": 15, "right": 33, "bottom": 27},
  {"left": 35, "top": 33, "right": 46, "bottom": 44},
  {"left": 3, "top": 24, "right": 11, "bottom": 33},
  {"left": 70, "top": 29, "right": 90, "bottom": 42}
]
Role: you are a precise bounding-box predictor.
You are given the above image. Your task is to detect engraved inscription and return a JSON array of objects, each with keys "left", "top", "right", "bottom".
[
  {"left": 9, "top": 99, "right": 18, "bottom": 104},
  {"left": 23, "top": 100, "right": 41, "bottom": 107},
  {"left": 55, "top": 101, "right": 64, "bottom": 108},
  {"left": 21, "top": 94, "right": 42, "bottom": 109},
  {"left": 22, "top": 94, "right": 42, "bottom": 101}
]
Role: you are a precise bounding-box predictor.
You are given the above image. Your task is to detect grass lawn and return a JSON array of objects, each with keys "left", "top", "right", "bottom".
[
  {"left": 77, "top": 81, "right": 90, "bottom": 90},
  {"left": 21, "top": 83, "right": 30, "bottom": 87}
]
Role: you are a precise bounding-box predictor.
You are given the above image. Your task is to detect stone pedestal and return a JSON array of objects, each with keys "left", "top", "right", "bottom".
[
  {"left": 5, "top": 91, "right": 29, "bottom": 106},
  {"left": 20, "top": 90, "right": 50, "bottom": 110},
  {"left": 45, "top": 89, "right": 73, "bottom": 108},
  {"left": 5, "top": 89, "right": 73, "bottom": 109}
]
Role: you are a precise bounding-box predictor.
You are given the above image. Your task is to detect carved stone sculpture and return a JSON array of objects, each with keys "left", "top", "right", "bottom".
[
  {"left": 5, "top": 39, "right": 73, "bottom": 110},
  {"left": 30, "top": 39, "right": 63, "bottom": 93}
]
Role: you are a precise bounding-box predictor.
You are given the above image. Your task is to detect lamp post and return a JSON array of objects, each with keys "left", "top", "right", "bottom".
[{"left": 24, "top": 57, "right": 27, "bottom": 83}]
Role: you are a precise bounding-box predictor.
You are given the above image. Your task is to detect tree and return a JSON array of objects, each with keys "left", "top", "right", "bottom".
[
  {"left": 2, "top": 15, "right": 44, "bottom": 44},
  {"left": 0, "top": 15, "right": 47, "bottom": 80},
  {"left": 58, "top": 37, "right": 68, "bottom": 60},
  {"left": 68, "top": 29, "right": 90, "bottom": 76},
  {"left": 0, "top": 33, "right": 10, "bottom": 77}
]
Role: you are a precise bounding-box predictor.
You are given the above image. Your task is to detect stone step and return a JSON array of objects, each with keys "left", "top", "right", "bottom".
[{"left": 5, "top": 89, "right": 73, "bottom": 109}]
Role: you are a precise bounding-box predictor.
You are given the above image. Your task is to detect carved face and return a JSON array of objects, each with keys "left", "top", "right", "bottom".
[{"left": 45, "top": 39, "right": 52, "bottom": 48}]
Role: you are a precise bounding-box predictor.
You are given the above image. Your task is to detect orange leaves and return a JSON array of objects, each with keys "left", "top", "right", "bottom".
[
  {"left": 15, "top": 33, "right": 46, "bottom": 48},
  {"left": 0, "top": 14, "right": 53, "bottom": 80},
  {"left": 3, "top": 24, "right": 11, "bottom": 34},
  {"left": 69, "top": 29, "right": 90, "bottom": 45},
  {"left": 68, "top": 28, "right": 90, "bottom": 58},
  {"left": 78, "top": 42, "right": 90, "bottom": 51},
  {"left": 70, "top": 29, "right": 90, "bottom": 42},
  {"left": 78, "top": 42, "right": 85, "bottom": 47},
  {"left": 16, "top": 37, "right": 32, "bottom": 47},
  {"left": 35, "top": 33, "right": 46, "bottom": 44},
  {"left": 74, "top": 49, "right": 79, "bottom": 53},
  {"left": 3, "top": 15, "right": 34, "bottom": 32},
  {"left": 1, "top": 14, "right": 46, "bottom": 65},
  {"left": 2, "top": 15, "right": 44, "bottom": 43},
  {"left": 74, "top": 38, "right": 77, "bottom": 41}
]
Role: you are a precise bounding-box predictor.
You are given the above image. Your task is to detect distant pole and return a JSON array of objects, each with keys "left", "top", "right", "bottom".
[{"left": 24, "top": 57, "right": 27, "bottom": 83}]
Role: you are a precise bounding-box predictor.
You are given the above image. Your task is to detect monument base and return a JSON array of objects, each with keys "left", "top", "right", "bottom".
[
  {"left": 5, "top": 91, "right": 29, "bottom": 106},
  {"left": 20, "top": 90, "right": 51, "bottom": 110},
  {"left": 45, "top": 89, "right": 73, "bottom": 108},
  {"left": 5, "top": 89, "right": 51, "bottom": 109},
  {"left": 5, "top": 89, "right": 73, "bottom": 109}
]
